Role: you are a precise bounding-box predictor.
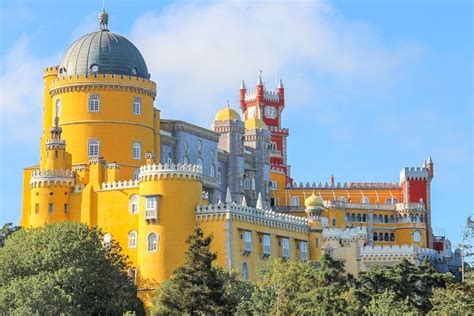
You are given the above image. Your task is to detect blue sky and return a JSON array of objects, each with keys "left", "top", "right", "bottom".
[{"left": 0, "top": 0, "right": 472, "bottom": 246}]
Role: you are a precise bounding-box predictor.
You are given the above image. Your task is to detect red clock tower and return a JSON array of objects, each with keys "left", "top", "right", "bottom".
[{"left": 239, "top": 73, "right": 292, "bottom": 185}]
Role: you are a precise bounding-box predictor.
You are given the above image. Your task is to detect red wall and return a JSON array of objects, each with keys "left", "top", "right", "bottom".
[{"left": 408, "top": 179, "right": 428, "bottom": 203}]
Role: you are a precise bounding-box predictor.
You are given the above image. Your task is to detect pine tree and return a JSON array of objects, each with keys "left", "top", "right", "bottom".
[{"left": 152, "top": 226, "right": 235, "bottom": 315}]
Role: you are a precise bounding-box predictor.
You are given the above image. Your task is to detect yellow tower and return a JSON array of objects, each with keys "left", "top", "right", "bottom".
[{"left": 304, "top": 193, "right": 324, "bottom": 261}]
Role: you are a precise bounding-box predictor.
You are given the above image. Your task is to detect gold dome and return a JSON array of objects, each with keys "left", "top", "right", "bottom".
[
  {"left": 305, "top": 193, "right": 324, "bottom": 209},
  {"left": 244, "top": 117, "right": 267, "bottom": 130},
  {"left": 215, "top": 107, "right": 241, "bottom": 121}
]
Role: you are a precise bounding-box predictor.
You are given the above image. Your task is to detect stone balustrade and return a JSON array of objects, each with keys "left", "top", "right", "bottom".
[{"left": 30, "top": 169, "right": 75, "bottom": 188}]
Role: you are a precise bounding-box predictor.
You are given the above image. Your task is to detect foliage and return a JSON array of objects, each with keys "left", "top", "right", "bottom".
[
  {"left": 0, "top": 222, "right": 144, "bottom": 315},
  {"left": 429, "top": 271, "right": 474, "bottom": 314},
  {"left": 357, "top": 259, "right": 444, "bottom": 313},
  {"left": 152, "top": 226, "right": 251, "bottom": 315},
  {"left": 460, "top": 214, "right": 474, "bottom": 267},
  {"left": 0, "top": 222, "right": 20, "bottom": 247},
  {"left": 362, "top": 290, "right": 414, "bottom": 316}
]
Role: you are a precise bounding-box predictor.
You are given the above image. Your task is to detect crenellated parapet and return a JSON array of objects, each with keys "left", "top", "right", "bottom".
[
  {"left": 45, "top": 139, "right": 66, "bottom": 150},
  {"left": 139, "top": 163, "right": 202, "bottom": 182},
  {"left": 395, "top": 202, "right": 425, "bottom": 213},
  {"left": 360, "top": 245, "right": 438, "bottom": 262},
  {"left": 101, "top": 180, "right": 139, "bottom": 191},
  {"left": 323, "top": 227, "right": 367, "bottom": 242},
  {"left": 30, "top": 169, "right": 75, "bottom": 188},
  {"left": 244, "top": 90, "right": 281, "bottom": 103},
  {"left": 49, "top": 73, "right": 157, "bottom": 99},
  {"left": 196, "top": 203, "right": 309, "bottom": 233},
  {"left": 400, "top": 167, "right": 429, "bottom": 183}
]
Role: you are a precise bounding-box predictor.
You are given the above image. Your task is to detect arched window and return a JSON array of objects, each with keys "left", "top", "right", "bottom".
[
  {"left": 243, "top": 177, "right": 250, "bottom": 190},
  {"left": 167, "top": 153, "right": 173, "bottom": 165},
  {"left": 332, "top": 219, "right": 336, "bottom": 227},
  {"left": 357, "top": 214, "right": 362, "bottom": 222},
  {"left": 55, "top": 98, "right": 61, "bottom": 117},
  {"left": 378, "top": 233, "right": 384, "bottom": 241},
  {"left": 384, "top": 233, "right": 389, "bottom": 241},
  {"left": 384, "top": 215, "right": 388, "bottom": 223},
  {"left": 89, "top": 94, "right": 100, "bottom": 112},
  {"left": 128, "top": 231, "right": 137, "bottom": 248},
  {"left": 147, "top": 232, "right": 158, "bottom": 252},
  {"left": 291, "top": 196, "right": 299, "bottom": 207},
  {"left": 251, "top": 178, "right": 255, "bottom": 190},
  {"left": 241, "top": 262, "right": 249, "bottom": 280},
  {"left": 361, "top": 197, "right": 369, "bottom": 204},
  {"left": 210, "top": 150, "right": 215, "bottom": 160},
  {"left": 88, "top": 139, "right": 99, "bottom": 157},
  {"left": 413, "top": 230, "right": 421, "bottom": 243},
  {"left": 345, "top": 213, "right": 350, "bottom": 221},
  {"left": 103, "top": 233, "right": 112, "bottom": 246},
  {"left": 351, "top": 213, "right": 356, "bottom": 222},
  {"left": 133, "top": 169, "right": 140, "bottom": 181},
  {"left": 217, "top": 169, "right": 222, "bottom": 184},
  {"left": 129, "top": 194, "right": 139, "bottom": 214},
  {"left": 197, "top": 140, "right": 202, "bottom": 151},
  {"left": 338, "top": 197, "right": 346, "bottom": 202},
  {"left": 183, "top": 156, "right": 189, "bottom": 164},
  {"left": 385, "top": 198, "right": 392, "bottom": 204},
  {"left": 196, "top": 157, "right": 203, "bottom": 172},
  {"left": 133, "top": 96, "right": 141, "bottom": 115},
  {"left": 210, "top": 164, "right": 216, "bottom": 178},
  {"left": 362, "top": 214, "right": 367, "bottom": 222},
  {"left": 392, "top": 198, "right": 399, "bottom": 204},
  {"left": 373, "top": 232, "right": 378, "bottom": 241},
  {"left": 390, "top": 233, "right": 395, "bottom": 242},
  {"left": 133, "top": 141, "right": 141, "bottom": 160},
  {"left": 420, "top": 214, "right": 424, "bottom": 223}
]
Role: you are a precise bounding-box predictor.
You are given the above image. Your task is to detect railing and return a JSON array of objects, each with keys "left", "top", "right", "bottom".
[
  {"left": 202, "top": 175, "right": 219, "bottom": 188},
  {"left": 145, "top": 209, "right": 158, "bottom": 220}
]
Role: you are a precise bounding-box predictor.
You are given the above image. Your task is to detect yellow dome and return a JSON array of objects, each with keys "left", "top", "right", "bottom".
[
  {"left": 215, "top": 107, "right": 241, "bottom": 121},
  {"left": 244, "top": 117, "right": 267, "bottom": 130},
  {"left": 305, "top": 193, "right": 324, "bottom": 209}
]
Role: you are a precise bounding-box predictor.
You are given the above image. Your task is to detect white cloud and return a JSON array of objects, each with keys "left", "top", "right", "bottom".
[
  {"left": 128, "top": 0, "right": 421, "bottom": 124},
  {"left": 0, "top": 36, "right": 58, "bottom": 143}
]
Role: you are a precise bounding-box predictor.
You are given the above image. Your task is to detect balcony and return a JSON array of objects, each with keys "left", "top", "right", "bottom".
[
  {"left": 145, "top": 209, "right": 158, "bottom": 221},
  {"left": 202, "top": 175, "right": 219, "bottom": 189}
]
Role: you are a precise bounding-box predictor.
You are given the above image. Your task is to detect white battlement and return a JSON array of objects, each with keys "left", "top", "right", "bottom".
[
  {"left": 400, "top": 167, "right": 429, "bottom": 183},
  {"left": 30, "top": 169, "right": 75, "bottom": 188},
  {"left": 196, "top": 203, "right": 308, "bottom": 233},
  {"left": 323, "top": 227, "right": 367, "bottom": 240},
  {"left": 360, "top": 245, "right": 438, "bottom": 261},
  {"left": 395, "top": 202, "right": 425, "bottom": 212},
  {"left": 101, "top": 180, "right": 139, "bottom": 191},
  {"left": 139, "top": 163, "right": 202, "bottom": 182}
]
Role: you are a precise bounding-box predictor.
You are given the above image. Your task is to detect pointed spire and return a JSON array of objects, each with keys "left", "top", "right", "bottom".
[
  {"left": 225, "top": 187, "right": 232, "bottom": 203},
  {"left": 257, "top": 70, "right": 263, "bottom": 85},
  {"left": 240, "top": 80, "right": 246, "bottom": 90},
  {"left": 256, "top": 192, "right": 263, "bottom": 209},
  {"left": 277, "top": 78, "right": 284, "bottom": 89},
  {"left": 241, "top": 196, "right": 247, "bottom": 207},
  {"left": 427, "top": 155, "right": 433, "bottom": 164}
]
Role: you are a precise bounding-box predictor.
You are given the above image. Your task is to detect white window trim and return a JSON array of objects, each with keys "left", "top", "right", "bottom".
[
  {"left": 88, "top": 94, "right": 100, "bottom": 112},
  {"left": 147, "top": 232, "right": 158, "bottom": 252},
  {"left": 291, "top": 196, "right": 300, "bottom": 207},
  {"left": 55, "top": 98, "right": 61, "bottom": 117},
  {"left": 263, "top": 234, "right": 271, "bottom": 255},
  {"left": 129, "top": 194, "right": 139, "bottom": 214},
  {"left": 282, "top": 238, "right": 290, "bottom": 258},
  {"left": 244, "top": 231, "right": 252, "bottom": 252},
  {"left": 145, "top": 196, "right": 159, "bottom": 220},
  {"left": 128, "top": 231, "right": 137, "bottom": 248},
  {"left": 133, "top": 96, "right": 141, "bottom": 115},
  {"left": 88, "top": 139, "right": 100, "bottom": 157},
  {"left": 133, "top": 141, "right": 142, "bottom": 160}
]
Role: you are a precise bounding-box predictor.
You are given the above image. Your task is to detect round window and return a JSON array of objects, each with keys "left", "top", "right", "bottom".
[
  {"left": 413, "top": 230, "right": 421, "bottom": 243},
  {"left": 131, "top": 67, "right": 138, "bottom": 75},
  {"left": 90, "top": 64, "right": 99, "bottom": 73}
]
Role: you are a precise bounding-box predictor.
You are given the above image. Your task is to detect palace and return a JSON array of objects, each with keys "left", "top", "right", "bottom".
[{"left": 20, "top": 10, "right": 459, "bottom": 307}]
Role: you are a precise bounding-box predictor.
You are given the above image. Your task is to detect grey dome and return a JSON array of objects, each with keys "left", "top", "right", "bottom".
[{"left": 58, "top": 30, "right": 150, "bottom": 79}]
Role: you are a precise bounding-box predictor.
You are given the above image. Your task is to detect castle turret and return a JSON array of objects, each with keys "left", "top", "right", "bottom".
[
  {"left": 304, "top": 193, "right": 324, "bottom": 261},
  {"left": 212, "top": 105, "right": 245, "bottom": 203}
]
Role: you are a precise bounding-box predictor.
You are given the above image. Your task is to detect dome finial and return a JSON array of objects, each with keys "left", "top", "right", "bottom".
[{"left": 99, "top": 7, "right": 109, "bottom": 31}]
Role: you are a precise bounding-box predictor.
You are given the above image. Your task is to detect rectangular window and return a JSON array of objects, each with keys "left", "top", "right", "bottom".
[
  {"left": 145, "top": 196, "right": 159, "bottom": 220},
  {"left": 263, "top": 234, "right": 271, "bottom": 256},
  {"left": 48, "top": 203, "right": 54, "bottom": 214},
  {"left": 133, "top": 97, "right": 141, "bottom": 115},
  {"left": 35, "top": 203, "right": 39, "bottom": 214},
  {"left": 243, "top": 231, "right": 252, "bottom": 252},
  {"left": 281, "top": 238, "right": 290, "bottom": 258},
  {"left": 64, "top": 204, "right": 69, "bottom": 213},
  {"left": 299, "top": 241, "right": 308, "bottom": 261},
  {"left": 88, "top": 139, "right": 100, "bottom": 157}
]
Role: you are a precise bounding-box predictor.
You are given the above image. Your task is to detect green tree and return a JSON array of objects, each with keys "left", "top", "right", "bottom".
[
  {"left": 0, "top": 222, "right": 144, "bottom": 315},
  {"left": 152, "top": 226, "right": 247, "bottom": 315},
  {"left": 0, "top": 222, "right": 20, "bottom": 247},
  {"left": 429, "top": 271, "right": 474, "bottom": 314},
  {"left": 363, "top": 290, "right": 414, "bottom": 316}
]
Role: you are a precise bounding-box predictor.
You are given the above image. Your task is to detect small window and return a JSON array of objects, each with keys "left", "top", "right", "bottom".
[
  {"left": 129, "top": 194, "right": 139, "bottom": 214},
  {"left": 413, "top": 230, "right": 422, "bottom": 243},
  {"left": 133, "top": 141, "right": 141, "bottom": 160},
  {"left": 299, "top": 241, "right": 308, "bottom": 261},
  {"left": 210, "top": 164, "right": 216, "bottom": 178},
  {"left": 243, "top": 231, "right": 252, "bottom": 252},
  {"left": 48, "top": 203, "right": 54, "bottom": 214},
  {"left": 90, "top": 64, "right": 99, "bottom": 73},
  {"left": 88, "top": 139, "right": 100, "bottom": 157},
  {"left": 35, "top": 203, "right": 39, "bottom": 214},
  {"left": 274, "top": 198, "right": 279, "bottom": 206},
  {"left": 379, "top": 233, "right": 384, "bottom": 241},
  {"left": 332, "top": 218, "right": 336, "bottom": 227},
  {"left": 103, "top": 233, "right": 112, "bottom": 246},
  {"left": 196, "top": 157, "right": 203, "bottom": 171},
  {"left": 89, "top": 94, "right": 100, "bottom": 112},
  {"left": 133, "top": 97, "right": 141, "bottom": 115},
  {"left": 129, "top": 231, "right": 137, "bottom": 248},
  {"left": 64, "top": 204, "right": 69, "bottom": 214},
  {"left": 243, "top": 178, "right": 251, "bottom": 190},
  {"left": 217, "top": 170, "right": 222, "bottom": 184},
  {"left": 390, "top": 233, "right": 395, "bottom": 242},
  {"left": 210, "top": 150, "right": 215, "bottom": 160},
  {"left": 241, "top": 262, "right": 249, "bottom": 280},
  {"left": 384, "top": 233, "right": 389, "bottom": 241},
  {"left": 55, "top": 98, "right": 61, "bottom": 117},
  {"left": 281, "top": 238, "right": 290, "bottom": 258},
  {"left": 251, "top": 178, "right": 255, "bottom": 190},
  {"left": 167, "top": 153, "right": 173, "bottom": 165},
  {"left": 262, "top": 234, "right": 271, "bottom": 255},
  {"left": 315, "top": 238, "right": 319, "bottom": 248},
  {"left": 361, "top": 197, "right": 369, "bottom": 204},
  {"left": 270, "top": 181, "right": 277, "bottom": 190},
  {"left": 291, "top": 196, "right": 300, "bottom": 207},
  {"left": 147, "top": 232, "right": 158, "bottom": 251},
  {"left": 133, "top": 169, "right": 140, "bottom": 181},
  {"left": 373, "top": 232, "right": 378, "bottom": 241},
  {"left": 338, "top": 197, "right": 346, "bottom": 202},
  {"left": 392, "top": 198, "right": 399, "bottom": 204},
  {"left": 145, "top": 196, "right": 158, "bottom": 220},
  {"left": 385, "top": 198, "right": 392, "bottom": 204}
]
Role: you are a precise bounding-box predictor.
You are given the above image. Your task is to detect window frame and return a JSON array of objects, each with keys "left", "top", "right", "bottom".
[
  {"left": 129, "top": 194, "right": 139, "bottom": 214},
  {"left": 281, "top": 237, "right": 290, "bottom": 258},
  {"left": 132, "top": 141, "right": 142, "bottom": 160},
  {"left": 133, "top": 96, "right": 141, "bottom": 115},
  {"left": 55, "top": 98, "right": 61, "bottom": 117},
  {"left": 128, "top": 231, "right": 137, "bottom": 248},
  {"left": 147, "top": 232, "right": 158, "bottom": 252},
  {"left": 88, "top": 139, "right": 100, "bottom": 157},
  {"left": 88, "top": 94, "right": 100, "bottom": 112}
]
